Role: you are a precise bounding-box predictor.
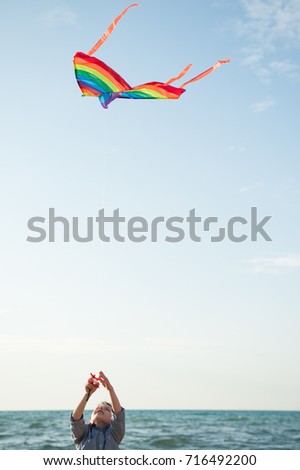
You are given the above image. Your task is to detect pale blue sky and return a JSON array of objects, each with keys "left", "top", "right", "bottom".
[{"left": 0, "top": 0, "right": 299, "bottom": 410}]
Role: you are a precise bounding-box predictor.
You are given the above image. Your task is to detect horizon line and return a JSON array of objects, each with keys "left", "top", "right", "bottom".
[{"left": 1, "top": 408, "right": 299, "bottom": 412}]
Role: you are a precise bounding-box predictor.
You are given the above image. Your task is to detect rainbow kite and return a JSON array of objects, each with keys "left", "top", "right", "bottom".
[{"left": 73, "top": 4, "right": 230, "bottom": 109}]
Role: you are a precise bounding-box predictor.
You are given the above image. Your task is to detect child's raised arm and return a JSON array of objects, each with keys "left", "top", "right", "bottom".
[
  {"left": 99, "top": 371, "right": 122, "bottom": 413},
  {"left": 72, "top": 378, "right": 99, "bottom": 420}
]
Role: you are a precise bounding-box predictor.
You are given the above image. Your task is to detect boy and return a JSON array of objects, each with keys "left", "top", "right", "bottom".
[{"left": 70, "top": 371, "right": 125, "bottom": 449}]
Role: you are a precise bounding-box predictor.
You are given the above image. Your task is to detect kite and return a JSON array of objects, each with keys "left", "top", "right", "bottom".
[
  {"left": 86, "top": 372, "right": 101, "bottom": 401},
  {"left": 90, "top": 373, "right": 101, "bottom": 383},
  {"left": 73, "top": 3, "right": 230, "bottom": 109}
]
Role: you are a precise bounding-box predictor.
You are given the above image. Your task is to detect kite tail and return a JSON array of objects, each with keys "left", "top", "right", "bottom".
[
  {"left": 181, "top": 58, "right": 230, "bottom": 88},
  {"left": 165, "top": 64, "right": 193, "bottom": 86},
  {"left": 87, "top": 3, "right": 140, "bottom": 56}
]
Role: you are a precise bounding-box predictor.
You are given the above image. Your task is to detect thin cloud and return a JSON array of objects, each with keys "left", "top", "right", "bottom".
[
  {"left": 38, "top": 6, "right": 77, "bottom": 28},
  {"left": 240, "top": 0, "right": 300, "bottom": 45},
  {"left": 229, "top": 145, "right": 246, "bottom": 153},
  {"left": 238, "top": 183, "right": 261, "bottom": 193},
  {"left": 246, "top": 254, "right": 300, "bottom": 273},
  {"left": 250, "top": 97, "right": 274, "bottom": 112},
  {"left": 269, "top": 60, "right": 300, "bottom": 78},
  {"left": 238, "top": 0, "right": 300, "bottom": 80},
  {"left": 241, "top": 50, "right": 264, "bottom": 66}
]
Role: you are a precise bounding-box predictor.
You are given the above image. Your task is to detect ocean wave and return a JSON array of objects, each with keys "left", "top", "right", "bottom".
[
  {"left": 1, "top": 410, "right": 300, "bottom": 450},
  {"left": 28, "top": 422, "right": 46, "bottom": 429}
]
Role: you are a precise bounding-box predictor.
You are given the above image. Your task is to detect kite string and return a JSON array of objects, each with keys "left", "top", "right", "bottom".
[
  {"left": 100, "top": 144, "right": 107, "bottom": 290},
  {"left": 87, "top": 3, "right": 140, "bottom": 56}
]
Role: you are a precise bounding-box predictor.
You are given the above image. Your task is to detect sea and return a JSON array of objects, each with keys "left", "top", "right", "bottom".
[{"left": 0, "top": 410, "right": 299, "bottom": 450}]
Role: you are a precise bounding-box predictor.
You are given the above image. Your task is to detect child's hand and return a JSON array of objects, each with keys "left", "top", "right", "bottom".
[
  {"left": 85, "top": 378, "right": 99, "bottom": 395},
  {"left": 98, "top": 371, "right": 112, "bottom": 391}
]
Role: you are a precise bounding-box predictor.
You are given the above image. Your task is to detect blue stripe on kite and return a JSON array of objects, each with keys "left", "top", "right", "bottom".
[
  {"left": 77, "top": 80, "right": 103, "bottom": 95},
  {"left": 75, "top": 71, "right": 113, "bottom": 93}
]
